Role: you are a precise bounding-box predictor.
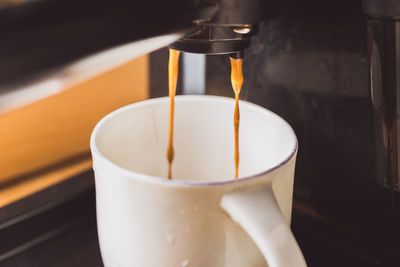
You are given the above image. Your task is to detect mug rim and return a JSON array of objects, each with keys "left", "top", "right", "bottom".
[{"left": 90, "top": 95, "right": 298, "bottom": 187}]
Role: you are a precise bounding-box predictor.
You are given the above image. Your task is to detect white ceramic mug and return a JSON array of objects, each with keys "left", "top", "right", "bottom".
[{"left": 90, "top": 95, "right": 306, "bottom": 267}]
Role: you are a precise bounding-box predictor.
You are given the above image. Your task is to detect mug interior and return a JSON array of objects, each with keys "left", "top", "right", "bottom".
[{"left": 91, "top": 96, "right": 297, "bottom": 183}]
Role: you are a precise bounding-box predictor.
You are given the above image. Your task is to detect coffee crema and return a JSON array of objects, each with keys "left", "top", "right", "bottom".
[{"left": 166, "top": 48, "right": 180, "bottom": 179}]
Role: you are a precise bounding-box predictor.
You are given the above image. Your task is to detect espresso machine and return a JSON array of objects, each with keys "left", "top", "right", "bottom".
[{"left": 1, "top": 0, "right": 400, "bottom": 266}]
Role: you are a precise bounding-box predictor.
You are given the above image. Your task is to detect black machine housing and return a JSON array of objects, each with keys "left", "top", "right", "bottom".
[{"left": 170, "top": 0, "right": 281, "bottom": 56}]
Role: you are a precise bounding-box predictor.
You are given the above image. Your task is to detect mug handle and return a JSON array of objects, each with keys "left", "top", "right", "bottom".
[{"left": 220, "top": 185, "right": 307, "bottom": 267}]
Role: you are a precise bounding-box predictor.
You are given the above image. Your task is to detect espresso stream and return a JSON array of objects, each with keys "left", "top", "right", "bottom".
[
  {"left": 230, "top": 57, "right": 243, "bottom": 179},
  {"left": 166, "top": 49, "right": 180, "bottom": 179},
  {"left": 166, "top": 50, "right": 243, "bottom": 180}
]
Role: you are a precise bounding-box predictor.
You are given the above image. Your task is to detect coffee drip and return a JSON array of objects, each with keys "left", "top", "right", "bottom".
[
  {"left": 166, "top": 50, "right": 244, "bottom": 179},
  {"left": 166, "top": 49, "right": 181, "bottom": 179},
  {"left": 230, "top": 57, "right": 243, "bottom": 179}
]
